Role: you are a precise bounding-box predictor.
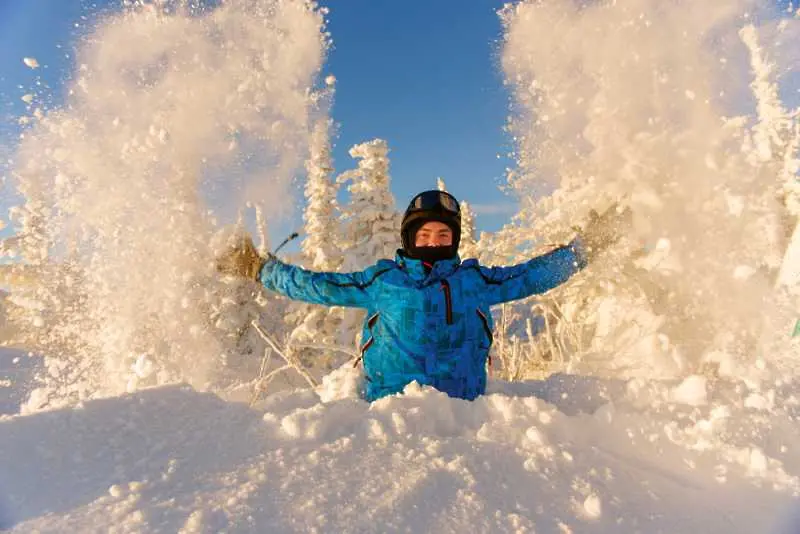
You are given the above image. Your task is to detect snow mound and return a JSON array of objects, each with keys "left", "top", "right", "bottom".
[{"left": 2, "top": 375, "right": 800, "bottom": 533}]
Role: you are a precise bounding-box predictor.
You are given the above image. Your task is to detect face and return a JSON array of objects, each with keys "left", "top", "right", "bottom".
[{"left": 414, "top": 221, "right": 453, "bottom": 247}]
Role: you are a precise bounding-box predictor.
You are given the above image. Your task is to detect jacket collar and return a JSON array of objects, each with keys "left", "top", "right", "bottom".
[{"left": 395, "top": 249, "right": 461, "bottom": 282}]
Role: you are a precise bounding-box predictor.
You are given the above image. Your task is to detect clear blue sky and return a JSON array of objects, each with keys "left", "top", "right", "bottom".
[
  {"left": 321, "top": 0, "right": 514, "bottom": 229},
  {"left": 0, "top": 0, "right": 515, "bottom": 242}
]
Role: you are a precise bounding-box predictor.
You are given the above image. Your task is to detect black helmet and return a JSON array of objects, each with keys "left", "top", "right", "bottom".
[{"left": 401, "top": 190, "right": 461, "bottom": 260}]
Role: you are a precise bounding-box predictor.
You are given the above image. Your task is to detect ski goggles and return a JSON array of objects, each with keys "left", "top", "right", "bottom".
[{"left": 408, "top": 190, "right": 460, "bottom": 214}]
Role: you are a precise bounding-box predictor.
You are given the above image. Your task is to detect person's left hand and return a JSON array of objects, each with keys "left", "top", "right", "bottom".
[
  {"left": 580, "top": 203, "right": 632, "bottom": 260},
  {"left": 216, "top": 233, "right": 266, "bottom": 280}
]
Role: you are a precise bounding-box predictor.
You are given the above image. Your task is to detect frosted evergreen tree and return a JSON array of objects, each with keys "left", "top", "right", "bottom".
[
  {"left": 300, "top": 119, "right": 341, "bottom": 272},
  {"left": 778, "top": 117, "right": 800, "bottom": 291},
  {"left": 337, "top": 139, "right": 399, "bottom": 270},
  {"left": 739, "top": 25, "right": 793, "bottom": 165},
  {"left": 459, "top": 200, "right": 479, "bottom": 260},
  {"left": 738, "top": 24, "right": 797, "bottom": 276},
  {"left": 286, "top": 118, "right": 349, "bottom": 372},
  {"left": 335, "top": 139, "right": 399, "bottom": 346},
  {"left": 737, "top": 22, "right": 800, "bottom": 291}
]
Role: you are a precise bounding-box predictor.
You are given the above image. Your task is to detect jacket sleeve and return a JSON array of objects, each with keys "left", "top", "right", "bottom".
[
  {"left": 479, "top": 238, "right": 588, "bottom": 306},
  {"left": 258, "top": 258, "right": 373, "bottom": 308}
]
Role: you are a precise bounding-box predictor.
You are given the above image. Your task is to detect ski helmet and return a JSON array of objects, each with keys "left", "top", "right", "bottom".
[{"left": 401, "top": 190, "right": 461, "bottom": 260}]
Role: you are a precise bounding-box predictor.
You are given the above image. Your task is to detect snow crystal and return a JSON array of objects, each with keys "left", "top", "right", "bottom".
[
  {"left": 181, "top": 509, "right": 206, "bottom": 533},
  {"left": 748, "top": 447, "right": 769, "bottom": 475},
  {"left": 525, "top": 425, "right": 548, "bottom": 447},
  {"left": 365, "top": 418, "right": 388, "bottom": 442},
  {"left": 745, "top": 391, "right": 775, "bottom": 411},
  {"left": 22, "top": 57, "right": 39, "bottom": 69},
  {"left": 671, "top": 375, "right": 708, "bottom": 406},
  {"left": 733, "top": 265, "right": 756, "bottom": 280},
  {"left": 725, "top": 194, "right": 745, "bottom": 216},
  {"left": 131, "top": 354, "right": 155, "bottom": 379},
  {"left": 583, "top": 493, "right": 602, "bottom": 520},
  {"left": 315, "top": 363, "right": 363, "bottom": 403}
]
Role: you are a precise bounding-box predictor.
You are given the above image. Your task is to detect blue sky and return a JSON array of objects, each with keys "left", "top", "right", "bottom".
[
  {"left": 0, "top": 0, "right": 515, "bottom": 242},
  {"left": 321, "top": 0, "right": 514, "bottom": 228}
]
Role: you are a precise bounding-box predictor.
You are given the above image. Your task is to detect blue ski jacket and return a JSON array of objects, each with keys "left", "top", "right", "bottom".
[{"left": 259, "top": 239, "right": 588, "bottom": 402}]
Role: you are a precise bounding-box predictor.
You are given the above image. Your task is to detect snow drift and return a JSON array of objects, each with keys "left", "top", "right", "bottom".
[{"left": 2, "top": 364, "right": 800, "bottom": 532}]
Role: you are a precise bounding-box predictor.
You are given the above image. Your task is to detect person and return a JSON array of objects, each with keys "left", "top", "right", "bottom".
[{"left": 218, "top": 190, "right": 627, "bottom": 402}]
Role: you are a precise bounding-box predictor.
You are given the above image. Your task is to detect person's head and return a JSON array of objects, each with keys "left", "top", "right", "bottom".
[{"left": 401, "top": 190, "right": 461, "bottom": 263}]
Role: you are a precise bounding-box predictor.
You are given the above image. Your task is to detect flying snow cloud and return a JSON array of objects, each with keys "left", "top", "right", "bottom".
[
  {"left": 9, "top": 0, "right": 328, "bottom": 398},
  {"left": 500, "top": 0, "right": 799, "bottom": 379}
]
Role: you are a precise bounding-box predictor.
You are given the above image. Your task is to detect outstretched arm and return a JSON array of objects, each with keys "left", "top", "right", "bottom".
[
  {"left": 259, "top": 258, "right": 373, "bottom": 308},
  {"left": 479, "top": 238, "right": 588, "bottom": 306},
  {"left": 215, "top": 232, "right": 373, "bottom": 308},
  {"left": 478, "top": 204, "right": 631, "bottom": 305}
]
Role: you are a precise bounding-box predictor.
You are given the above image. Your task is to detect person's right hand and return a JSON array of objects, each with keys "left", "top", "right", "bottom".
[{"left": 216, "top": 233, "right": 267, "bottom": 280}]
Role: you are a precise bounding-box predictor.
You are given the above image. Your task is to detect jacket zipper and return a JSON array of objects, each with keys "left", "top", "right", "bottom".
[
  {"left": 476, "top": 308, "right": 494, "bottom": 372},
  {"left": 353, "top": 312, "right": 379, "bottom": 368},
  {"left": 440, "top": 280, "right": 453, "bottom": 325},
  {"left": 476, "top": 308, "right": 493, "bottom": 343}
]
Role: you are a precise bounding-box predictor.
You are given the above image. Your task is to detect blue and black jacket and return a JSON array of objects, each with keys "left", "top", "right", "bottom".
[{"left": 259, "top": 240, "right": 588, "bottom": 401}]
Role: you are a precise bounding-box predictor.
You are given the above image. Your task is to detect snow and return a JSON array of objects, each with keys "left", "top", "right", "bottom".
[
  {"left": 2, "top": 366, "right": 800, "bottom": 533},
  {"left": 0, "top": 347, "right": 41, "bottom": 416},
  {"left": 22, "top": 57, "right": 39, "bottom": 69},
  {"left": 670, "top": 375, "right": 708, "bottom": 407}
]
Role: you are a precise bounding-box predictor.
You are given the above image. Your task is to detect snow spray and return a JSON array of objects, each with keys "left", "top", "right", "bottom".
[
  {"left": 7, "top": 0, "right": 327, "bottom": 405},
  {"left": 500, "top": 0, "right": 799, "bottom": 381}
]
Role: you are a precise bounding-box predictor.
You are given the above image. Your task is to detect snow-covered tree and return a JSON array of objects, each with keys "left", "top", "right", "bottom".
[
  {"left": 300, "top": 119, "right": 341, "bottom": 272},
  {"left": 777, "top": 116, "right": 800, "bottom": 290},
  {"left": 286, "top": 118, "right": 349, "bottom": 373},
  {"left": 335, "top": 139, "right": 399, "bottom": 346},
  {"left": 739, "top": 24, "right": 798, "bottom": 279},
  {"left": 337, "top": 139, "right": 399, "bottom": 270},
  {"left": 739, "top": 25, "right": 793, "bottom": 166},
  {"left": 459, "top": 200, "right": 479, "bottom": 259}
]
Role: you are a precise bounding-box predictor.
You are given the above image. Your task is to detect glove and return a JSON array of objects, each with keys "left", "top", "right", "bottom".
[
  {"left": 216, "top": 233, "right": 268, "bottom": 280},
  {"left": 580, "top": 203, "right": 631, "bottom": 261}
]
